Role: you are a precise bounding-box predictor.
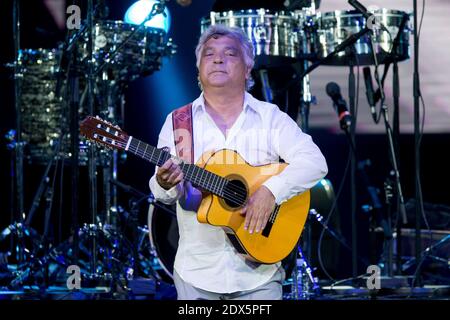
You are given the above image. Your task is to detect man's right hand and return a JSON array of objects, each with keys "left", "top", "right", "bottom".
[{"left": 156, "top": 158, "right": 184, "bottom": 190}]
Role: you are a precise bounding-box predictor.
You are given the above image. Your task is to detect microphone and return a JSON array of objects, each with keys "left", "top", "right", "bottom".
[
  {"left": 326, "top": 82, "right": 352, "bottom": 130},
  {"left": 363, "top": 67, "right": 377, "bottom": 121}
]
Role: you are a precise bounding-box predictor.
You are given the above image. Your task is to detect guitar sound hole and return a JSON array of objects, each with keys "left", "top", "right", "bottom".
[{"left": 223, "top": 179, "right": 247, "bottom": 208}]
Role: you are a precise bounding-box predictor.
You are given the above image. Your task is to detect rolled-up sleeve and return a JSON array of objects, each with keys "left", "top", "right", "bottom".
[
  {"left": 262, "top": 110, "right": 328, "bottom": 205},
  {"left": 149, "top": 113, "right": 184, "bottom": 205}
]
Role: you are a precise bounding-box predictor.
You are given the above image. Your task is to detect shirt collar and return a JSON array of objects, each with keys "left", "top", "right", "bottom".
[{"left": 192, "top": 92, "right": 261, "bottom": 116}]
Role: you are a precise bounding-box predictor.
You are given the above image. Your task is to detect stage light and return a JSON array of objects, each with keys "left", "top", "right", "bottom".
[{"left": 124, "top": 0, "right": 171, "bottom": 33}]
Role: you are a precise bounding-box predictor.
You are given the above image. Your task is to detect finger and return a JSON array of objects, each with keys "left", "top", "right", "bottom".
[
  {"left": 240, "top": 205, "right": 247, "bottom": 216},
  {"left": 157, "top": 166, "right": 173, "bottom": 183},
  {"left": 254, "top": 215, "right": 262, "bottom": 233},
  {"left": 244, "top": 208, "right": 253, "bottom": 230},
  {"left": 255, "top": 211, "right": 268, "bottom": 233},
  {"left": 260, "top": 215, "right": 269, "bottom": 233},
  {"left": 166, "top": 168, "right": 183, "bottom": 185},
  {"left": 157, "top": 161, "right": 171, "bottom": 175},
  {"left": 247, "top": 210, "right": 258, "bottom": 234},
  {"left": 171, "top": 171, "right": 184, "bottom": 185},
  {"left": 158, "top": 165, "right": 174, "bottom": 184},
  {"left": 165, "top": 163, "right": 180, "bottom": 178},
  {"left": 162, "top": 159, "right": 175, "bottom": 171}
]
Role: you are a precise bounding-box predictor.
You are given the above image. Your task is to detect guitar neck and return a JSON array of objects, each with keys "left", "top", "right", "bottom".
[{"left": 125, "top": 137, "right": 226, "bottom": 196}]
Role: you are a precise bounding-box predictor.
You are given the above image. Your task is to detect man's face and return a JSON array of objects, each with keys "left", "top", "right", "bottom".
[{"left": 198, "top": 35, "right": 250, "bottom": 91}]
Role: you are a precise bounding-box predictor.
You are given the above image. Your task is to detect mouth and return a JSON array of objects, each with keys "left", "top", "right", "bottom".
[{"left": 209, "top": 70, "right": 227, "bottom": 74}]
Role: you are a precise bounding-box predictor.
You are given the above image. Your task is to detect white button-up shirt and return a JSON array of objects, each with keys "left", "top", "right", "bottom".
[{"left": 149, "top": 92, "right": 328, "bottom": 293}]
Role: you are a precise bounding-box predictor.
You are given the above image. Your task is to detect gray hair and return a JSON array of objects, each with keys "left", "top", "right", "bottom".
[{"left": 195, "top": 24, "right": 255, "bottom": 91}]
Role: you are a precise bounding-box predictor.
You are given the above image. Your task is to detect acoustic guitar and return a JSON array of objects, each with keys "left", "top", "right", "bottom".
[{"left": 80, "top": 116, "right": 310, "bottom": 264}]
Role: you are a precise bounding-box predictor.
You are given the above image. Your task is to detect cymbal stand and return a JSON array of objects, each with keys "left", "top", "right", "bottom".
[
  {"left": 11, "top": 0, "right": 25, "bottom": 265},
  {"left": 3, "top": 138, "right": 64, "bottom": 289},
  {"left": 78, "top": 2, "right": 128, "bottom": 294},
  {"left": 84, "top": 0, "right": 99, "bottom": 280},
  {"left": 97, "top": 76, "right": 123, "bottom": 227},
  {"left": 86, "top": 0, "right": 169, "bottom": 287},
  {"left": 3, "top": 0, "right": 48, "bottom": 285},
  {"left": 98, "top": 81, "right": 125, "bottom": 289}
]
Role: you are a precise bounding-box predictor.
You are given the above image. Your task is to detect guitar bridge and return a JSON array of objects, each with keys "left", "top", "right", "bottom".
[{"left": 261, "top": 205, "right": 280, "bottom": 237}]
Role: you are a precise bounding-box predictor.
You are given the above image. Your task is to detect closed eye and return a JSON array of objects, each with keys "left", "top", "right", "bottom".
[
  {"left": 225, "top": 49, "right": 238, "bottom": 56},
  {"left": 203, "top": 48, "right": 214, "bottom": 57}
]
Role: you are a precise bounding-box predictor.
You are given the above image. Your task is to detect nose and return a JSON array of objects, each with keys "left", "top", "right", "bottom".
[{"left": 213, "top": 53, "right": 224, "bottom": 64}]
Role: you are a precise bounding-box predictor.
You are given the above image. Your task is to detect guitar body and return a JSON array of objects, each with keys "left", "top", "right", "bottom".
[{"left": 196, "top": 149, "right": 310, "bottom": 264}]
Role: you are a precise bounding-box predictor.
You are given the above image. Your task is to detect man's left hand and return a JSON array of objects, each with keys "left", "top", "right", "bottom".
[{"left": 241, "top": 186, "right": 276, "bottom": 234}]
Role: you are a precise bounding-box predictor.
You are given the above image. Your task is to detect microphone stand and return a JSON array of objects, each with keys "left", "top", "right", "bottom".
[
  {"left": 347, "top": 45, "right": 358, "bottom": 279},
  {"left": 367, "top": 21, "right": 408, "bottom": 278},
  {"left": 412, "top": 0, "right": 424, "bottom": 287},
  {"left": 361, "top": 11, "right": 410, "bottom": 276}
]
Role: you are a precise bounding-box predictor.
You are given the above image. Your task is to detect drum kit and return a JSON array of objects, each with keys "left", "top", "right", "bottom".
[
  {"left": 3, "top": 0, "right": 177, "bottom": 294},
  {"left": 2, "top": 0, "right": 414, "bottom": 299},
  {"left": 17, "top": 23, "right": 175, "bottom": 166}
]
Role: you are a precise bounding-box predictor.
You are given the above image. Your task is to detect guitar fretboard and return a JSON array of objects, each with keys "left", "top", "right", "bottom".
[{"left": 126, "top": 137, "right": 241, "bottom": 202}]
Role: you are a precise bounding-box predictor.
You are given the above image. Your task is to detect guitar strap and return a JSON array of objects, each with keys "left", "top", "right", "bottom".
[{"left": 172, "top": 103, "right": 194, "bottom": 163}]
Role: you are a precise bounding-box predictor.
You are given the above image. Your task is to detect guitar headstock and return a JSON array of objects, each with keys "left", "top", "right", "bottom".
[{"left": 80, "top": 116, "right": 129, "bottom": 151}]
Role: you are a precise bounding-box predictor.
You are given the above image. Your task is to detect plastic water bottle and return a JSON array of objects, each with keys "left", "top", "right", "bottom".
[{"left": 291, "top": 258, "right": 306, "bottom": 300}]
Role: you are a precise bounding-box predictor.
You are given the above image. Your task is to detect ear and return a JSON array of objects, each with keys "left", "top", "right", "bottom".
[{"left": 245, "top": 67, "right": 252, "bottom": 80}]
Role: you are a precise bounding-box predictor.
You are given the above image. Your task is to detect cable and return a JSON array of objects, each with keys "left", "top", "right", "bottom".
[
  {"left": 410, "top": 0, "right": 430, "bottom": 292},
  {"left": 317, "top": 149, "right": 352, "bottom": 281},
  {"left": 329, "top": 271, "right": 369, "bottom": 291},
  {"left": 317, "top": 49, "right": 361, "bottom": 281},
  {"left": 417, "top": 0, "right": 428, "bottom": 234}
]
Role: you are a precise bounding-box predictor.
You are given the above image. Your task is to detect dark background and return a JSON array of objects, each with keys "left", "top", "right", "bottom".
[{"left": 0, "top": 0, "right": 448, "bottom": 281}]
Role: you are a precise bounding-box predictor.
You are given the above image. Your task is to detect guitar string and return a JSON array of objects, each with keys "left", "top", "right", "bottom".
[
  {"left": 124, "top": 140, "right": 248, "bottom": 206},
  {"left": 87, "top": 124, "right": 248, "bottom": 199},
  {"left": 98, "top": 137, "right": 249, "bottom": 201},
  {"left": 88, "top": 130, "right": 278, "bottom": 220},
  {"left": 90, "top": 124, "right": 277, "bottom": 231},
  {"left": 125, "top": 139, "right": 249, "bottom": 197}
]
